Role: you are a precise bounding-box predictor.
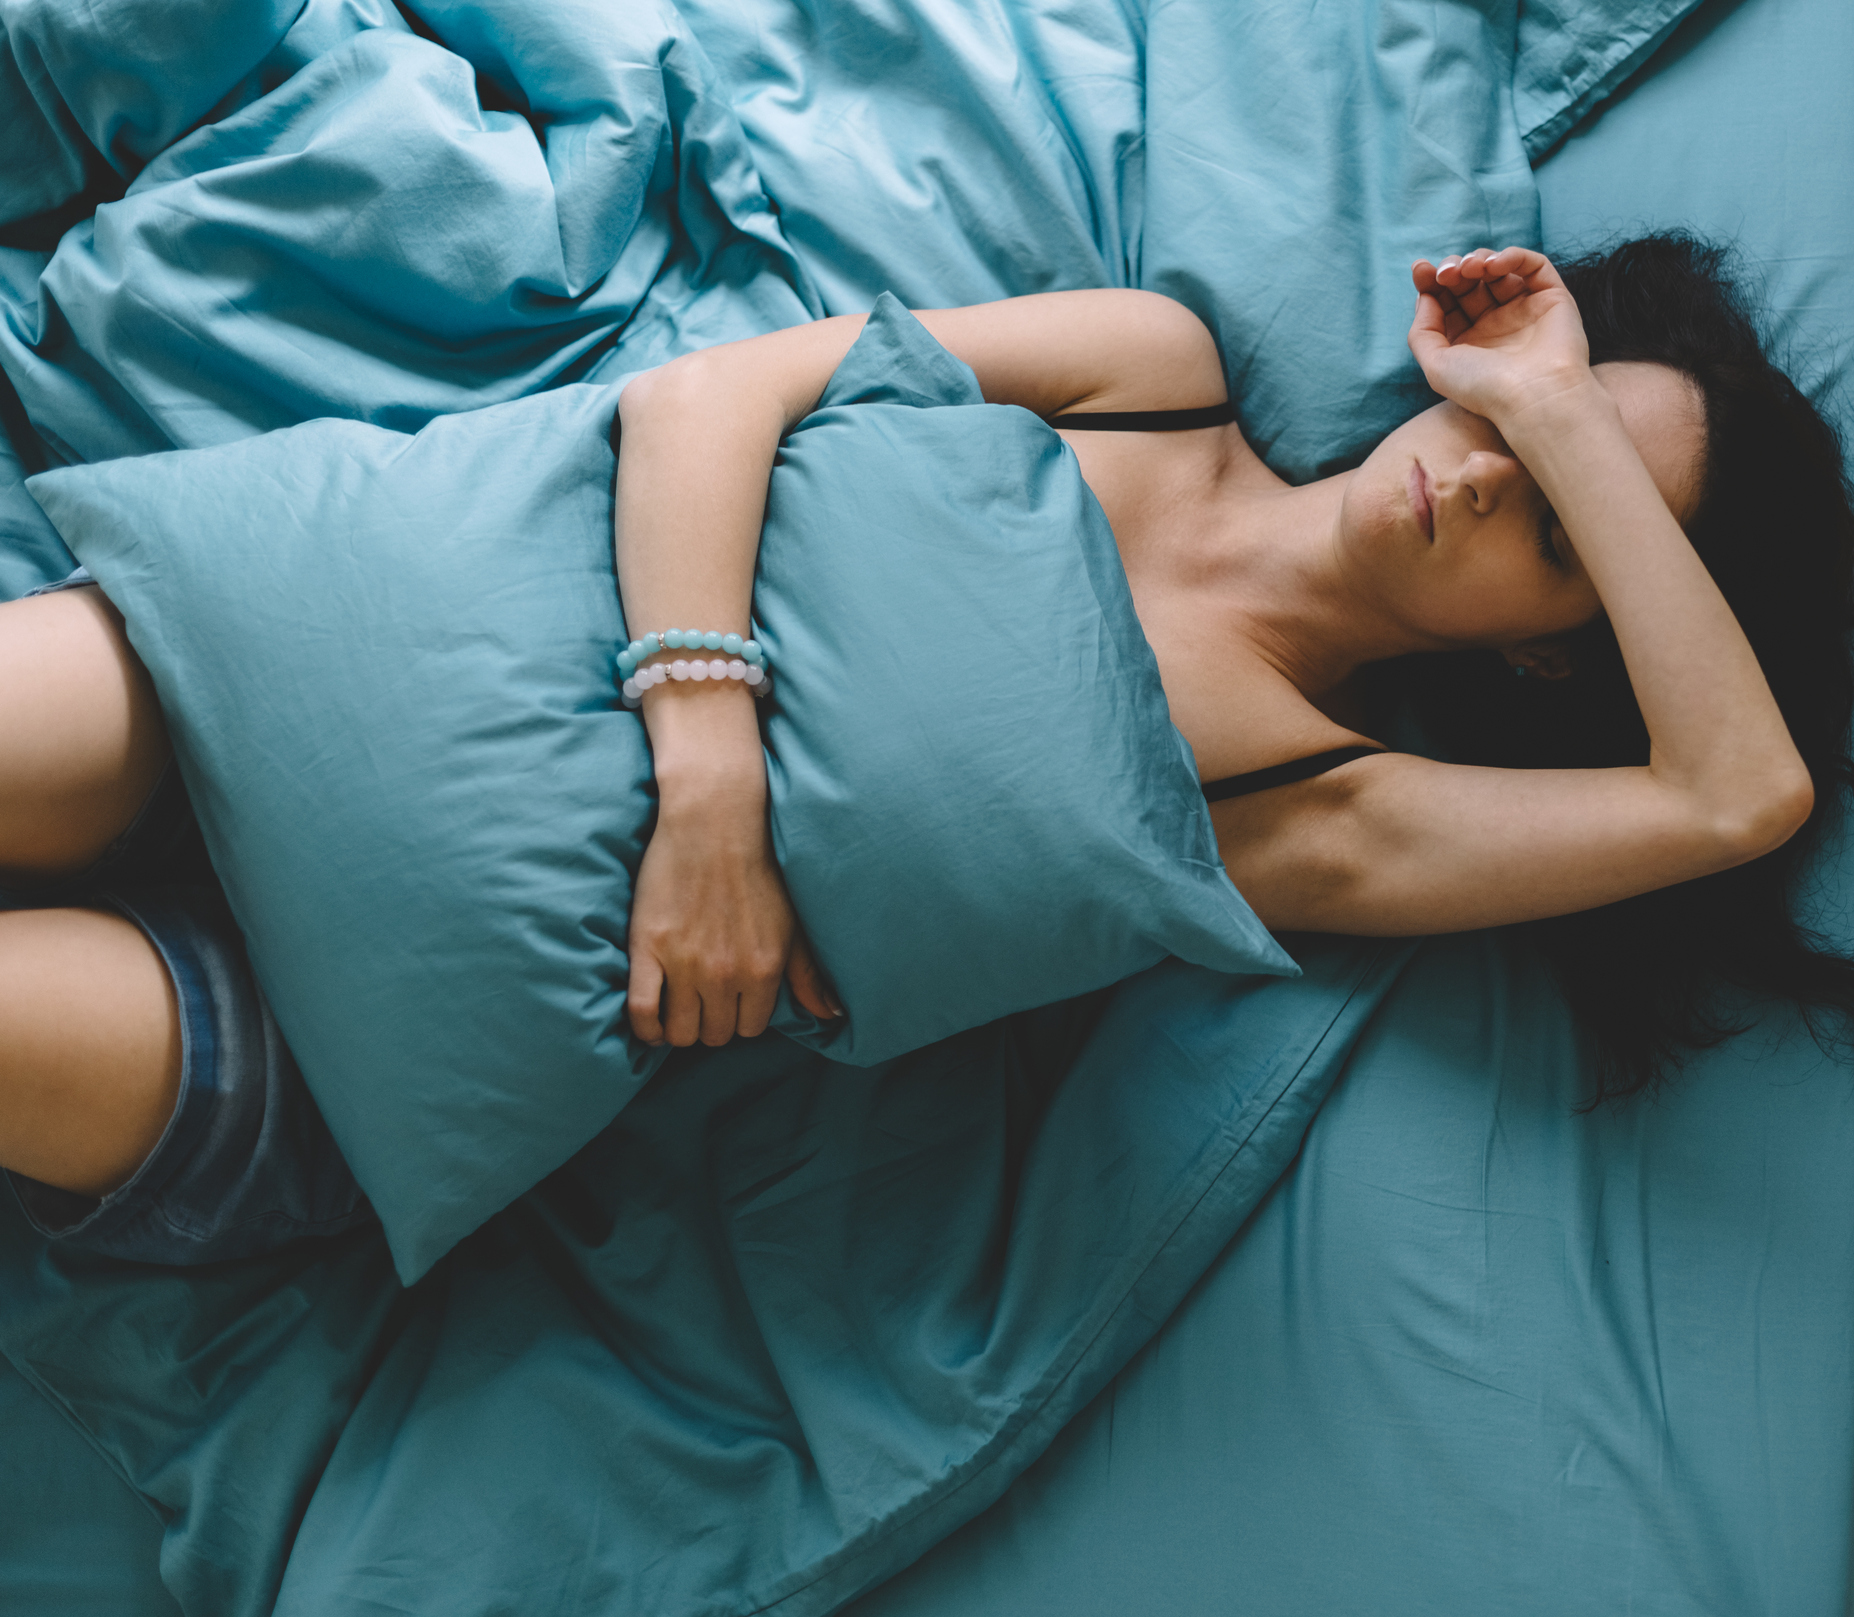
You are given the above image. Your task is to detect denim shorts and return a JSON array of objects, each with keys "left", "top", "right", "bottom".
[{"left": 4, "top": 570, "right": 373, "bottom": 1264}]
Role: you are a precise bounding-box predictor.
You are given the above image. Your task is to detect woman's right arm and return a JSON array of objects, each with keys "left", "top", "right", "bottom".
[
  {"left": 615, "top": 292, "right": 1228, "bottom": 1047},
  {"left": 1217, "top": 248, "right": 1815, "bottom": 936}
]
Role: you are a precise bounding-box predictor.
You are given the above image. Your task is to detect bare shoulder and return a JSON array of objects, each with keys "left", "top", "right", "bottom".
[{"left": 1044, "top": 289, "right": 1225, "bottom": 399}]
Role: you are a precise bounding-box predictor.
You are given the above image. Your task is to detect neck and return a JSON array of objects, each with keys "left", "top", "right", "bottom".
[{"left": 1208, "top": 471, "right": 1435, "bottom": 699}]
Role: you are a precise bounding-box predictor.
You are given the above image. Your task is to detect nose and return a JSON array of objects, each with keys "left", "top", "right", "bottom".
[{"left": 1454, "top": 448, "right": 1525, "bottom": 515}]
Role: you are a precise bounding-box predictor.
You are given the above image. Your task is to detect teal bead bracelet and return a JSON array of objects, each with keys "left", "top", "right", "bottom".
[
  {"left": 617, "top": 629, "right": 766, "bottom": 682},
  {"left": 619, "top": 626, "right": 763, "bottom": 678}
]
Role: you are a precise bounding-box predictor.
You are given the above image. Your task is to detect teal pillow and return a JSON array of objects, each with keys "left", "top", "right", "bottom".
[
  {"left": 26, "top": 297, "right": 1289, "bottom": 1279},
  {"left": 759, "top": 295, "right": 1294, "bottom": 1064}
]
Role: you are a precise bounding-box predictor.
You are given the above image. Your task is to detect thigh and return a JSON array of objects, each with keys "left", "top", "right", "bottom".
[
  {"left": 0, "top": 906, "right": 182, "bottom": 1199},
  {"left": 3, "top": 888, "right": 375, "bottom": 1265},
  {"left": 0, "top": 588, "right": 170, "bottom": 878}
]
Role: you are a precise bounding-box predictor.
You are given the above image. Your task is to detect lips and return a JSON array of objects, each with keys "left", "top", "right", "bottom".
[{"left": 1408, "top": 461, "right": 1434, "bottom": 542}]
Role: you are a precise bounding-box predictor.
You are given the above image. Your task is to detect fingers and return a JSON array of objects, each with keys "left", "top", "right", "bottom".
[
  {"left": 785, "top": 935, "right": 844, "bottom": 1023},
  {"left": 696, "top": 987, "right": 738, "bottom": 1048},
  {"left": 1427, "top": 246, "right": 1554, "bottom": 297},
  {"left": 1409, "top": 284, "right": 1450, "bottom": 349},
  {"left": 1411, "top": 246, "right": 1558, "bottom": 346},
  {"left": 626, "top": 945, "right": 733, "bottom": 1049},
  {"left": 737, "top": 971, "right": 781, "bottom": 1040},
  {"left": 627, "top": 948, "right": 666, "bottom": 1044},
  {"left": 629, "top": 945, "right": 711, "bottom": 1048},
  {"left": 629, "top": 949, "right": 800, "bottom": 1048}
]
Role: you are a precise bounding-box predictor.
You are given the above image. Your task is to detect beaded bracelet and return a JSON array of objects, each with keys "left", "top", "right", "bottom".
[{"left": 618, "top": 629, "right": 770, "bottom": 709}]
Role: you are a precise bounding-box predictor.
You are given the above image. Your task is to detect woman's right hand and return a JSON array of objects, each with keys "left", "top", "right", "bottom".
[
  {"left": 625, "top": 749, "right": 842, "bottom": 1048},
  {"left": 1408, "top": 246, "right": 1594, "bottom": 426}
]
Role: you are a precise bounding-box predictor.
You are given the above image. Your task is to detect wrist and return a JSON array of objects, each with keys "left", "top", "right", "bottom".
[
  {"left": 1496, "top": 370, "right": 1613, "bottom": 449},
  {"left": 646, "top": 689, "right": 766, "bottom": 808}
]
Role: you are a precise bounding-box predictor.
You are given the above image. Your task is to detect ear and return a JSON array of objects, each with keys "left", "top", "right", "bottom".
[{"left": 1500, "top": 639, "right": 1575, "bottom": 681}]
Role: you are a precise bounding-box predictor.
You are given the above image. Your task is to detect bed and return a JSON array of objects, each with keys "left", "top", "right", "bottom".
[{"left": 2, "top": 0, "right": 1850, "bottom": 1612}]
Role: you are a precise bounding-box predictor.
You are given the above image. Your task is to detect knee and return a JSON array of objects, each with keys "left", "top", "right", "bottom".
[
  {"left": 0, "top": 591, "right": 171, "bottom": 879},
  {"left": 0, "top": 908, "right": 182, "bottom": 1197}
]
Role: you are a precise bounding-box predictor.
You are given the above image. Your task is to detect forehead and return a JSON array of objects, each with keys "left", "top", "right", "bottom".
[{"left": 1593, "top": 361, "right": 1707, "bottom": 524}]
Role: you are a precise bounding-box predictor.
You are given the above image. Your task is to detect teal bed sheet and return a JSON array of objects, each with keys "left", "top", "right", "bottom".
[{"left": 3, "top": 0, "right": 1851, "bottom": 1613}]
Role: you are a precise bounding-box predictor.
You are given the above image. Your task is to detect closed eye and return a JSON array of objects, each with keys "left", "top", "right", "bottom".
[{"left": 1536, "top": 508, "right": 1565, "bottom": 571}]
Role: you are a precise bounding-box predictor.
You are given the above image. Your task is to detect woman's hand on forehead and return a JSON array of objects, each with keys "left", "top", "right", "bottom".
[
  {"left": 1407, "top": 247, "right": 1594, "bottom": 427},
  {"left": 1416, "top": 246, "right": 1533, "bottom": 336}
]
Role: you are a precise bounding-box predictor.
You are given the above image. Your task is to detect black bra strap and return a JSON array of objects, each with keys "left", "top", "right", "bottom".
[
  {"left": 1202, "top": 746, "right": 1386, "bottom": 803},
  {"left": 1047, "top": 401, "right": 1237, "bottom": 432}
]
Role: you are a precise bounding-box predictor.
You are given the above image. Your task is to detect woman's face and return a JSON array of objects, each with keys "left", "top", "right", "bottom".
[{"left": 1339, "top": 361, "right": 1707, "bottom": 664}]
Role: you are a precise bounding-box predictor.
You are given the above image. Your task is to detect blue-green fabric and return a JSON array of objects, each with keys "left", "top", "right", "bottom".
[
  {"left": 0, "top": 944, "right": 1409, "bottom": 1616},
  {"left": 669, "top": 0, "right": 1144, "bottom": 311},
  {"left": 0, "top": 1356, "right": 178, "bottom": 1616},
  {"left": 849, "top": 938, "right": 1854, "bottom": 1617},
  {"left": 1140, "top": 0, "right": 1542, "bottom": 481},
  {"left": 29, "top": 384, "right": 659, "bottom": 1285},
  {"left": 0, "top": 371, "right": 70, "bottom": 599},
  {"left": 1515, "top": 0, "right": 1705, "bottom": 161},
  {"left": 0, "top": 0, "right": 301, "bottom": 235},
  {"left": 0, "top": 0, "right": 817, "bottom": 469},
  {"left": 761, "top": 295, "right": 1293, "bottom": 1063},
  {"left": 1537, "top": 0, "right": 1854, "bottom": 428}
]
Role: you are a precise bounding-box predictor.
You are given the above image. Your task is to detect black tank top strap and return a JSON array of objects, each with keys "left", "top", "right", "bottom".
[
  {"left": 1046, "top": 401, "right": 1237, "bottom": 432},
  {"left": 1201, "top": 745, "right": 1387, "bottom": 803}
]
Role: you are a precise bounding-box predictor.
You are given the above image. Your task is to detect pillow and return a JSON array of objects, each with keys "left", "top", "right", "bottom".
[
  {"left": 28, "top": 295, "right": 1290, "bottom": 1278},
  {"left": 758, "top": 294, "right": 1295, "bottom": 1064}
]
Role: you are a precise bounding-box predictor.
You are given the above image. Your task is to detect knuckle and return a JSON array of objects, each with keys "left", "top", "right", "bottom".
[{"left": 747, "top": 949, "right": 784, "bottom": 983}]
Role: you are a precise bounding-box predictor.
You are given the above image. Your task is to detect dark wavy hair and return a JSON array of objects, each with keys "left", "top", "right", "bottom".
[{"left": 1395, "top": 232, "right": 1854, "bottom": 1102}]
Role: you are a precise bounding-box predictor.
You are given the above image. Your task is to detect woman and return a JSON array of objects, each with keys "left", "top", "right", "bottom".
[
  {"left": 616, "top": 236, "right": 1851, "bottom": 1087},
  {"left": 1, "top": 235, "right": 1848, "bottom": 1253}
]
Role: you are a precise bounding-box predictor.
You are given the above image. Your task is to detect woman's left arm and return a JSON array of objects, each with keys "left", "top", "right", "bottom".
[{"left": 1218, "top": 248, "right": 1814, "bottom": 936}]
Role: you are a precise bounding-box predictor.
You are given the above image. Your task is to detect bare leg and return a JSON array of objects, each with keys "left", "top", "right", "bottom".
[
  {"left": 0, "top": 908, "right": 182, "bottom": 1197},
  {"left": 0, "top": 588, "right": 171, "bottom": 879},
  {"left": 0, "top": 589, "right": 181, "bottom": 1195}
]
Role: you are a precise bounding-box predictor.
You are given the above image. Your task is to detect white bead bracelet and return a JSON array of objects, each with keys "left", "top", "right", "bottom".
[{"left": 620, "top": 655, "right": 769, "bottom": 709}]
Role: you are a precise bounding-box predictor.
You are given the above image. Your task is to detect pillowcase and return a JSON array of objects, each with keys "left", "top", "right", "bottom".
[
  {"left": 1515, "top": 0, "right": 1705, "bottom": 160},
  {"left": 28, "top": 294, "right": 1290, "bottom": 1278},
  {"left": 758, "top": 294, "right": 1294, "bottom": 1064}
]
